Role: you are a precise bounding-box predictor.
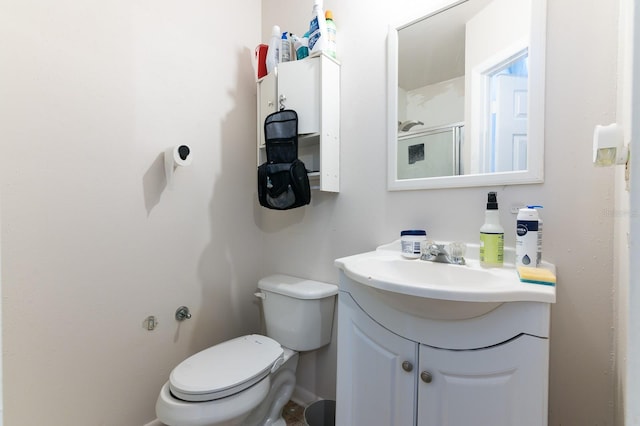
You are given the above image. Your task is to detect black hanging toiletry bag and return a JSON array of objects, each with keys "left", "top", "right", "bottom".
[{"left": 257, "top": 110, "right": 311, "bottom": 210}]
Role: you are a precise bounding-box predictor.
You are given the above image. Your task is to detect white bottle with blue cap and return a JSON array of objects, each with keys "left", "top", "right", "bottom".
[
  {"left": 308, "top": 0, "right": 327, "bottom": 53},
  {"left": 516, "top": 206, "right": 542, "bottom": 267},
  {"left": 529, "top": 205, "right": 543, "bottom": 265},
  {"left": 266, "top": 25, "right": 281, "bottom": 75},
  {"left": 280, "top": 31, "right": 291, "bottom": 63}
]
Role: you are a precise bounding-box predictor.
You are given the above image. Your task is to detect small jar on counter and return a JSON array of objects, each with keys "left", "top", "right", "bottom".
[{"left": 400, "top": 230, "right": 427, "bottom": 259}]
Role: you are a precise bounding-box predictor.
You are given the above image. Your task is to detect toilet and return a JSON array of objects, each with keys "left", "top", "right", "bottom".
[{"left": 156, "top": 274, "right": 338, "bottom": 426}]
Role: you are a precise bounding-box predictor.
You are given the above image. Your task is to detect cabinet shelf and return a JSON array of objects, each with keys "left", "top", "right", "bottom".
[
  {"left": 258, "top": 133, "right": 319, "bottom": 151},
  {"left": 299, "top": 132, "right": 320, "bottom": 145}
]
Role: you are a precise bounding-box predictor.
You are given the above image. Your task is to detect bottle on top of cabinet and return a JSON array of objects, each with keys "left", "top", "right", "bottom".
[
  {"left": 308, "top": 0, "right": 327, "bottom": 53},
  {"left": 266, "top": 25, "right": 281, "bottom": 74},
  {"left": 280, "top": 31, "right": 292, "bottom": 63},
  {"left": 324, "top": 10, "right": 337, "bottom": 59}
]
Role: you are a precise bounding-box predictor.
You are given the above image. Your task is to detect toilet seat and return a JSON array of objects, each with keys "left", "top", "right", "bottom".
[{"left": 169, "top": 334, "right": 284, "bottom": 402}]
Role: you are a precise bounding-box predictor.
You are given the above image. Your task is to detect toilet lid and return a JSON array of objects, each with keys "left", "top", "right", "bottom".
[{"left": 169, "top": 334, "right": 284, "bottom": 402}]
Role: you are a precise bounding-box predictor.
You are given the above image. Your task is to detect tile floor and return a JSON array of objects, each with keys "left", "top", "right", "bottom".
[{"left": 282, "top": 400, "right": 306, "bottom": 426}]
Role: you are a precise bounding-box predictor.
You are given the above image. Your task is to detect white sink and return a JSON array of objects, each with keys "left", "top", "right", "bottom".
[{"left": 335, "top": 240, "right": 555, "bottom": 320}]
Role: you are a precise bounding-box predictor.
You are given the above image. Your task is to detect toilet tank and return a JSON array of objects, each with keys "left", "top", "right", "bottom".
[{"left": 258, "top": 274, "right": 338, "bottom": 351}]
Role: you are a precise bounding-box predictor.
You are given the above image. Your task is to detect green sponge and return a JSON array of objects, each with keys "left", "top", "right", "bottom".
[{"left": 517, "top": 266, "right": 556, "bottom": 286}]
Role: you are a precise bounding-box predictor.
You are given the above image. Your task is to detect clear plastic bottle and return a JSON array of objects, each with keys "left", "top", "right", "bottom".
[
  {"left": 301, "top": 31, "right": 310, "bottom": 58},
  {"left": 325, "top": 10, "right": 337, "bottom": 59},
  {"left": 280, "top": 31, "right": 292, "bottom": 63},
  {"left": 479, "top": 192, "right": 504, "bottom": 267},
  {"left": 266, "top": 25, "right": 281, "bottom": 74},
  {"left": 292, "top": 32, "right": 309, "bottom": 60},
  {"left": 308, "top": 0, "right": 327, "bottom": 54}
]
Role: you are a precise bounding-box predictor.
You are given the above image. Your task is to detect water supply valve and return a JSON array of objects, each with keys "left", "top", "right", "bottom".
[{"left": 175, "top": 306, "right": 192, "bottom": 321}]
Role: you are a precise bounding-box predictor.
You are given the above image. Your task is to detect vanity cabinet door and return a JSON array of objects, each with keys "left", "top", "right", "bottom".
[
  {"left": 417, "top": 335, "right": 549, "bottom": 426},
  {"left": 336, "top": 293, "right": 417, "bottom": 426}
]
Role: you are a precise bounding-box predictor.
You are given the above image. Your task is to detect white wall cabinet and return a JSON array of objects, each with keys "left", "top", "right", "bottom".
[
  {"left": 257, "top": 52, "right": 340, "bottom": 192},
  {"left": 336, "top": 273, "right": 551, "bottom": 426}
]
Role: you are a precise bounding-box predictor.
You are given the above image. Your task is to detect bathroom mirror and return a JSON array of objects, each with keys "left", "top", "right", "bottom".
[{"left": 387, "top": 0, "right": 546, "bottom": 190}]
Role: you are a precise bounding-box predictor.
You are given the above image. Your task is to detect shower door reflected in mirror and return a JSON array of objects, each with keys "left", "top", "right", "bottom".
[{"left": 397, "top": 124, "right": 463, "bottom": 179}]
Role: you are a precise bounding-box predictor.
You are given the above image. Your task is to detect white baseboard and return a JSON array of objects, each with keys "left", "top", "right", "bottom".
[{"left": 291, "top": 384, "right": 321, "bottom": 407}]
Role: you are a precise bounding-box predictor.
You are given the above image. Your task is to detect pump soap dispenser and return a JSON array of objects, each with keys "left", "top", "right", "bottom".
[{"left": 480, "top": 192, "right": 504, "bottom": 267}]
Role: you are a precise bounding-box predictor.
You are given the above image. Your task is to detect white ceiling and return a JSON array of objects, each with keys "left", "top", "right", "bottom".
[{"left": 398, "top": 0, "right": 494, "bottom": 91}]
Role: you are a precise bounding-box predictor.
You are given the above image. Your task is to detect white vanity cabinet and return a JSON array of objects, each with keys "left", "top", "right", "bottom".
[
  {"left": 417, "top": 334, "right": 548, "bottom": 426},
  {"left": 336, "top": 271, "right": 551, "bottom": 426},
  {"left": 256, "top": 52, "right": 340, "bottom": 192},
  {"left": 337, "top": 293, "right": 416, "bottom": 426}
]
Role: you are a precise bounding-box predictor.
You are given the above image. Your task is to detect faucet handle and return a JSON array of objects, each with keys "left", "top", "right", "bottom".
[
  {"left": 425, "top": 239, "right": 437, "bottom": 251},
  {"left": 421, "top": 240, "right": 436, "bottom": 260},
  {"left": 423, "top": 240, "right": 440, "bottom": 256},
  {"left": 447, "top": 242, "right": 467, "bottom": 264}
]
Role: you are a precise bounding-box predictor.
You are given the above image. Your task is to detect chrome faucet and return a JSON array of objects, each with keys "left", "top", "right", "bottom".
[{"left": 420, "top": 242, "right": 466, "bottom": 265}]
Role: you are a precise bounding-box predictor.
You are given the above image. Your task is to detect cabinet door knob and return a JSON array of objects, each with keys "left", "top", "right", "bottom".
[
  {"left": 420, "top": 371, "right": 433, "bottom": 383},
  {"left": 401, "top": 361, "right": 413, "bottom": 372}
]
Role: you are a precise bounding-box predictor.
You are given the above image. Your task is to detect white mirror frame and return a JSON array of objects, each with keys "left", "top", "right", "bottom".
[{"left": 387, "top": 0, "right": 546, "bottom": 190}]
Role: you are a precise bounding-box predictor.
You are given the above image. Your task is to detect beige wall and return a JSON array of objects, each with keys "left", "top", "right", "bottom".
[
  {"left": 0, "top": 1, "right": 262, "bottom": 424},
  {"left": 0, "top": 0, "right": 621, "bottom": 424},
  {"left": 262, "top": 0, "right": 619, "bottom": 424}
]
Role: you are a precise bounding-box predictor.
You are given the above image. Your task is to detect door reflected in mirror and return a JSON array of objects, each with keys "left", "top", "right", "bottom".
[
  {"left": 388, "top": 0, "right": 546, "bottom": 190},
  {"left": 475, "top": 47, "right": 529, "bottom": 174}
]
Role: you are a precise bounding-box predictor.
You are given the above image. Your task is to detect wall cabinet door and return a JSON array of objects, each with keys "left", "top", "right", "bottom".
[
  {"left": 256, "top": 53, "right": 340, "bottom": 192},
  {"left": 277, "top": 57, "right": 321, "bottom": 134},
  {"left": 336, "top": 293, "right": 416, "bottom": 426},
  {"left": 257, "top": 71, "right": 276, "bottom": 149},
  {"left": 417, "top": 335, "right": 549, "bottom": 426}
]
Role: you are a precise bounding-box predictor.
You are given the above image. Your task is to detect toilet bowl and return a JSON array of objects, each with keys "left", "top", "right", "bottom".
[{"left": 156, "top": 275, "right": 338, "bottom": 426}]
